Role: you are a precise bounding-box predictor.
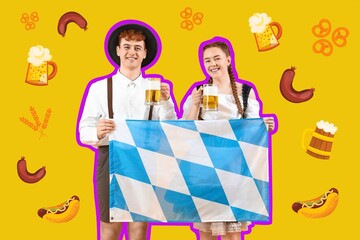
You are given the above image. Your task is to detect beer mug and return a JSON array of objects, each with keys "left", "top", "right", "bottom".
[
  {"left": 202, "top": 84, "right": 218, "bottom": 111},
  {"left": 254, "top": 22, "right": 282, "bottom": 51},
  {"left": 25, "top": 61, "right": 57, "bottom": 86},
  {"left": 145, "top": 78, "right": 161, "bottom": 105},
  {"left": 302, "top": 120, "right": 337, "bottom": 160}
]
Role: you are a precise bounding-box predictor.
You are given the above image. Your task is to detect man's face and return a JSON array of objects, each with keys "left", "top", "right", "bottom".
[{"left": 116, "top": 38, "right": 147, "bottom": 70}]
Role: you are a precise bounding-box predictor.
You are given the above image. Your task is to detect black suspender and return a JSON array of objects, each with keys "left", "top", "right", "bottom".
[
  {"left": 107, "top": 77, "right": 114, "bottom": 119},
  {"left": 242, "top": 84, "right": 251, "bottom": 118},
  {"left": 107, "top": 77, "right": 154, "bottom": 120},
  {"left": 148, "top": 105, "right": 154, "bottom": 120}
]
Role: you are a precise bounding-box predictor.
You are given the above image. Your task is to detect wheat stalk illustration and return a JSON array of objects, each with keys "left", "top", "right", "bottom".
[
  {"left": 19, "top": 106, "right": 52, "bottom": 139},
  {"left": 30, "top": 106, "right": 41, "bottom": 127},
  {"left": 41, "top": 108, "right": 52, "bottom": 130},
  {"left": 19, "top": 116, "right": 38, "bottom": 131}
]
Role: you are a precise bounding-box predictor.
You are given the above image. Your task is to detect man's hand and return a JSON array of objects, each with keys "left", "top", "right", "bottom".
[
  {"left": 97, "top": 119, "right": 115, "bottom": 140},
  {"left": 160, "top": 82, "right": 171, "bottom": 101}
]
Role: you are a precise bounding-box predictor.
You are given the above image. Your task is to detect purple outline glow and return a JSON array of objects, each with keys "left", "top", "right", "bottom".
[{"left": 75, "top": 21, "right": 277, "bottom": 240}]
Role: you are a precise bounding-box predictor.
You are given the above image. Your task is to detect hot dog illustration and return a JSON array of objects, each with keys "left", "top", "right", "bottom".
[
  {"left": 292, "top": 188, "right": 339, "bottom": 218},
  {"left": 17, "top": 156, "right": 46, "bottom": 184},
  {"left": 280, "top": 66, "right": 315, "bottom": 103},
  {"left": 57, "top": 11, "right": 87, "bottom": 37},
  {"left": 38, "top": 195, "right": 80, "bottom": 223}
]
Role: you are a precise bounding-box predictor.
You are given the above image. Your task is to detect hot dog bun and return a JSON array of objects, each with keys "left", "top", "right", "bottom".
[
  {"left": 292, "top": 188, "right": 339, "bottom": 218},
  {"left": 38, "top": 195, "right": 80, "bottom": 223}
]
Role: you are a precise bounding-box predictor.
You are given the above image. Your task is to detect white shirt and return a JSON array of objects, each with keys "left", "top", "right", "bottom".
[
  {"left": 79, "top": 71, "right": 177, "bottom": 146},
  {"left": 182, "top": 90, "right": 260, "bottom": 120}
]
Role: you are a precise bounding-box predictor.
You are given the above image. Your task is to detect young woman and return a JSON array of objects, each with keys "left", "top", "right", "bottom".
[{"left": 181, "top": 37, "right": 275, "bottom": 240}]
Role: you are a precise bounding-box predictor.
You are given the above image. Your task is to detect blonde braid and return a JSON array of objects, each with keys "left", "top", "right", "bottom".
[{"left": 228, "top": 65, "right": 244, "bottom": 116}]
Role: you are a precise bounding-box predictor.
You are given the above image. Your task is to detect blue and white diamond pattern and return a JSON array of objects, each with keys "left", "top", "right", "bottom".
[{"left": 109, "top": 119, "right": 270, "bottom": 222}]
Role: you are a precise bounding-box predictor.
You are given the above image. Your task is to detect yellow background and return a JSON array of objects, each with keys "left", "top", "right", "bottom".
[{"left": 1, "top": 0, "right": 359, "bottom": 239}]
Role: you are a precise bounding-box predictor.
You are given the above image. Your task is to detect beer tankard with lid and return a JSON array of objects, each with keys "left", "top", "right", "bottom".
[
  {"left": 202, "top": 84, "right": 218, "bottom": 111},
  {"left": 145, "top": 78, "right": 161, "bottom": 105}
]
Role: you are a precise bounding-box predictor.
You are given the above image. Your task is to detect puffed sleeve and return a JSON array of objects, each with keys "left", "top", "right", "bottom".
[
  {"left": 180, "top": 95, "right": 193, "bottom": 120},
  {"left": 244, "top": 90, "right": 261, "bottom": 118},
  {"left": 157, "top": 96, "right": 177, "bottom": 120}
]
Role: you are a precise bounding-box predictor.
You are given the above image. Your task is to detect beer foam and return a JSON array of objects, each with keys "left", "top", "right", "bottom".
[
  {"left": 248, "top": 13, "right": 272, "bottom": 34},
  {"left": 316, "top": 120, "right": 338, "bottom": 135},
  {"left": 27, "top": 45, "right": 52, "bottom": 66},
  {"left": 203, "top": 85, "right": 218, "bottom": 95},
  {"left": 147, "top": 79, "right": 160, "bottom": 89}
]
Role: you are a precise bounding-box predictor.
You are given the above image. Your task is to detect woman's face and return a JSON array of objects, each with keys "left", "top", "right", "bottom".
[{"left": 203, "top": 47, "right": 231, "bottom": 80}]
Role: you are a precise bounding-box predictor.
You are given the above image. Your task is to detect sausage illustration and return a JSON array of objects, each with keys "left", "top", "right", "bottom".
[
  {"left": 280, "top": 66, "right": 315, "bottom": 103},
  {"left": 292, "top": 188, "right": 339, "bottom": 218},
  {"left": 17, "top": 156, "right": 46, "bottom": 184},
  {"left": 38, "top": 195, "right": 80, "bottom": 223},
  {"left": 57, "top": 11, "right": 87, "bottom": 37}
]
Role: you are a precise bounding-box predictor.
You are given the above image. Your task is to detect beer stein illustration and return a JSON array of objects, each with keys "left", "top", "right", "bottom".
[
  {"left": 145, "top": 78, "right": 161, "bottom": 105},
  {"left": 302, "top": 120, "right": 338, "bottom": 160},
  {"left": 25, "top": 45, "right": 57, "bottom": 86},
  {"left": 202, "top": 84, "right": 218, "bottom": 111},
  {"left": 249, "top": 13, "right": 282, "bottom": 51}
]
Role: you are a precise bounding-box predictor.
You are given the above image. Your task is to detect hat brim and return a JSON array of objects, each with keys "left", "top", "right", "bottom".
[{"left": 107, "top": 22, "right": 159, "bottom": 68}]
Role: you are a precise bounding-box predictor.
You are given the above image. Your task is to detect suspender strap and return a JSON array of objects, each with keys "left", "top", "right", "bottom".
[
  {"left": 107, "top": 76, "right": 154, "bottom": 120},
  {"left": 107, "top": 77, "right": 114, "bottom": 119},
  {"left": 148, "top": 105, "right": 154, "bottom": 120},
  {"left": 242, "top": 83, "right": 252, "bottom": 118}
]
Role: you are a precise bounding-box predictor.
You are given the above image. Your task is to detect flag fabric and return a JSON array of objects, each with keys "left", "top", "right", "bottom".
[{"left": 109, "top": 119, "right": 270, "bottom": 223}]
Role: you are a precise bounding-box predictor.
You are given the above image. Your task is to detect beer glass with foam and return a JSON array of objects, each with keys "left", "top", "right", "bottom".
[
  {"left": 249, "top": 13, "right": 282, "bottom": 52},
  {"left": 202, "top": 84, "right": 218, "bottom": 111},
  {"left": 25, "top": 61, "right": 57, "bottom": 86},
  {"left": 25, "top": 45, "right": 57, "bottom": 86},
  {"left": 145, "top": 78, "right": 161, "bottom": 105}
]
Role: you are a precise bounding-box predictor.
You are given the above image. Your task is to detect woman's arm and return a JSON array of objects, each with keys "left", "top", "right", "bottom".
[{"left": 184, "top": 87, "right": 203, "bottom": 120}]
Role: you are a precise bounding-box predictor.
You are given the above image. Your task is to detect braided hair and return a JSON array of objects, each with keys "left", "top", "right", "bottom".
[{"left": 198, "top": 42, "right": 244, "bottom": 120}]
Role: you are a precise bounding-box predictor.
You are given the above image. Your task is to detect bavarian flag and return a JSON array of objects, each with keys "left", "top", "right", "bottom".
[{"left": 109, "top": 119, "right": 271, "bottom": 223}]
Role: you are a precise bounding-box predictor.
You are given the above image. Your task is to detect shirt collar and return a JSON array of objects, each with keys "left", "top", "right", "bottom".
[{"left": 115, "top": 70, "right": 144, "bottom": 88}]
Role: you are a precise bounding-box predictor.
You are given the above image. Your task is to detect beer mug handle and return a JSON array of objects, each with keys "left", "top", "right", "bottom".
[
  {"left": 302, "top": 128, "right": 314, "bottom": 150},
  {"left": 47, "top": 61, "right": 57, "bottom": 80},
  {"left": 269, "top": 22, "right": 282, "bottom": 40}
]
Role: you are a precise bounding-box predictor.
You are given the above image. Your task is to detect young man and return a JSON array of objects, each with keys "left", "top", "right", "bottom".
[{"left": 78, "top": 20, "right": 177, "bottom": 240}]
